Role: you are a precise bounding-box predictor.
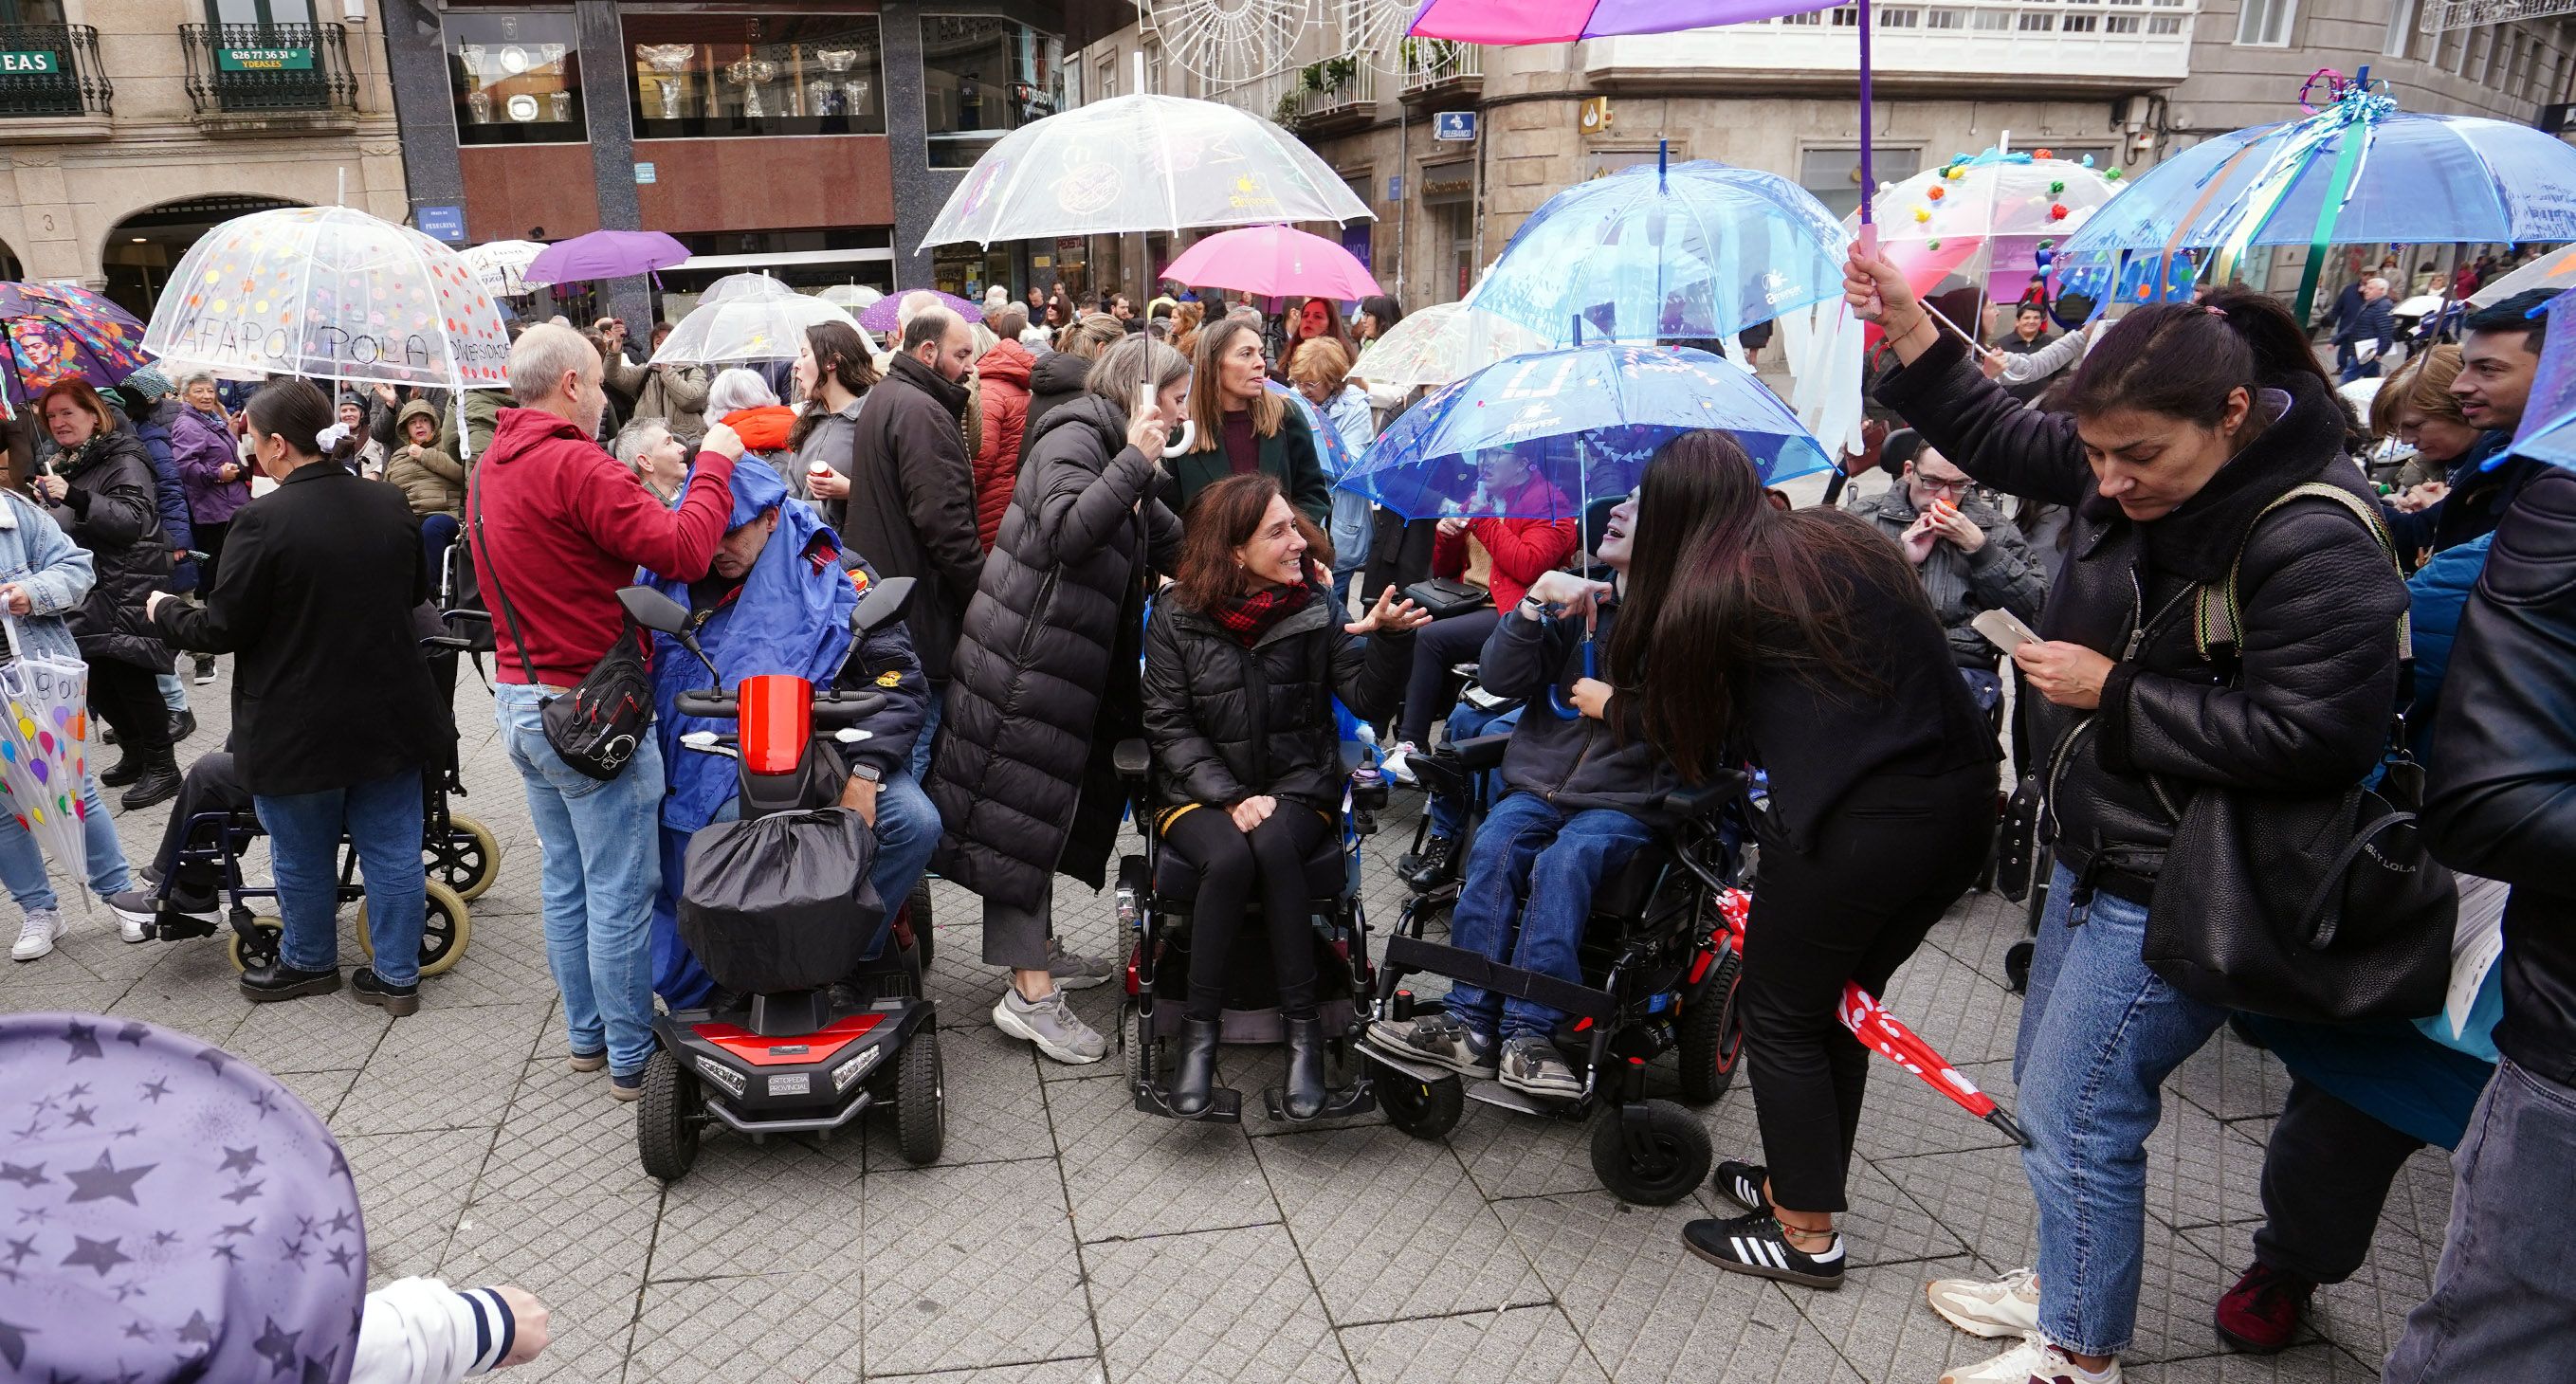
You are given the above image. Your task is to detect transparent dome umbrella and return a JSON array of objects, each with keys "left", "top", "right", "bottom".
[
  {"left": 917, "top": 92, "right": 1372, "bottom": 249},
  {"left": 0, "top": 618, "right": 95, "bottom": 914},
  {"left": 1462, "top": 154, "right": 1851, "bottom": 347},
  {"left": 462, "top": 239, "right": 546, "bottom": 299},
  {"left": 817, "top": 283, "right": 886, "bottom": 312},
  {"left": 1859, "top": 151, "right": 2121, "bottom": 320},
  {"left": 143, "top": 204, "right": 511, "bottom": 398},
  {"left": 652, "top": 285, "right": 856, "bottom": 365},
  {"left": 1349, "top": 300, "right": 1547, "bottom": 391}
]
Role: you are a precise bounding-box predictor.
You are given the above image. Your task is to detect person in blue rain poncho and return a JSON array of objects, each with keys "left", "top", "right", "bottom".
[{"left": 646, "top": 456, "right": 940, "bottom": 1009}]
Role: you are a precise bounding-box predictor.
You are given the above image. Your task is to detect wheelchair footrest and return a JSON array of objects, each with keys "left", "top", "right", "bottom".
[
  {"left": 1262, "top": 1079, "right": 1376, "bottom": 1123},
  {"left": 1133, "top": 1081, "right": 1243, "bottom": 1124},
  {"left": 1359, "top": 1044, "right": 1581, "bottom": 1119},
  {"left": 1380, "top": 935, "right": 1619, "bottom": 1027}
]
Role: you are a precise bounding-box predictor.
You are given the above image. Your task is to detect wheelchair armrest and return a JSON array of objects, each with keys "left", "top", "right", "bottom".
[
  {"left": 1668, "top": 771, "right": 1746, "bottom": 824},
  {"left": 1452, "top": 734, "right": 1512, "bottom": 774},
  {"left": 1113, "top": 738, "right": 1151, "bottom": 779}
]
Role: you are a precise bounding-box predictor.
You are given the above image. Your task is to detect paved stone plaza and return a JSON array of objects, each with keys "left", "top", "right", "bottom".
[{"left": 1, "top": 673, "right": 2444, "bottom": 1383}]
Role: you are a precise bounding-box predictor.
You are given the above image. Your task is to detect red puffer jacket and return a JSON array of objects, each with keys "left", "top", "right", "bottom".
[
  {"left": 1430, "top": 471, "right": 1580, "bottom": 611},
  {"left": 973, "top": 338, "right": 1034, "bottom": 551}
]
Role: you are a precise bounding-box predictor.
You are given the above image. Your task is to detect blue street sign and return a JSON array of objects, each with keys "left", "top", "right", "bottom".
[
  {"left": 1387, "top": 175, "right": 1402, "bottom": 199},
  {"left": 414, "top": 204, "right": 466, "bottom": 245},
  {"left": 1434, "top": 111, "right": 1477, "bottom": 142}
]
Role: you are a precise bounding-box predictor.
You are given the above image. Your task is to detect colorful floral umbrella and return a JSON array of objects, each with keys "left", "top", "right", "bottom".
[
  {"left": 141, "top": 205, "right": 510, "bottom": 394},
  {"left": 1863, "top": 150, "right": 2121, "bottom": 311},
  {"left": 1162, "top": 225, "right": 1381, "bottom": 302},
  {"left": 0, "top": 282, "right": 150, "bottom": 408},
  {"left": 0, "top": 619, "right": 93, "bottom": 903}
]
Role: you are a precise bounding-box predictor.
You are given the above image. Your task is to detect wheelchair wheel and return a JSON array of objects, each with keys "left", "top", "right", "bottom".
[
  {"left": 225, "top": 918, "right": 284, "bottom": 974},
  {"left": 637, "top": 1049, "right": 701, "bottom": 1182},
  {"left": 894, "top": 1027, "right": 945, "bottom": 1166},
  {"left": 1590, "top": 1099, "right": 1713, "bottom": 1207},
  {"left": 2003, "top": 940, "right": 2035, "bottom": 994},
  {"left": 428, "top": 813, "right": 501, "bottom": 901},
  {"left": 905, "top": 880, "right": 934, "bottom": 973},
  {"left": 355, "top": 881, "right": 471, "bottom": 977},
  {"left": 1379, "top": 1069, "right": 1464, "bottom": 1140},
  {"left": 1675, "top": 947, "right": 1745, "bottom": 1106}
]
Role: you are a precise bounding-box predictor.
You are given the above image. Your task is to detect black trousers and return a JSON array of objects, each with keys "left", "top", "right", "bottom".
[
  {"left": 194, "top": 519, "right": 228, "bottom": 592},
  {"left": 1738, "top": 765, "right": 1993, "bottom": 1212},
  {"left": 1163, "top": 804, "right": 1330, "bottom": 1022},
  {"left": 1398, "top": 609, "right": 1500, "bottom": 746},
  {"left": 2252, "top": 1076, "right": 2427, "bottom": 1284},
  {"left": 90, "top": 658, "right": 172, "bottom": 756},
  {"left": 155, "top": 751, "right": 248, "bottom": 908}
]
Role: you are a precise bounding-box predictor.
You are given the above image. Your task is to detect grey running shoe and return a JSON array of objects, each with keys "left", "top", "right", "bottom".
[
  {"left": 1364, "top": 1012, "right": 1497, "bottom": 1077},
  {"left": 1046, "top": 938, "right": 1116, "bottom": 991},
  {"left": 1496, "top": 1035, "right": 1582, "bottom": 1099},
  {"left": 993, "top": 987, "right": 1108, "bottom": 1065}
]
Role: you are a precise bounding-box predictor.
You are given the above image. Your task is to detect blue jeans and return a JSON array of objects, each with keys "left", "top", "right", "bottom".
[
  {"left": 1443, "top": 791, "right": 1654, "bottom": 1040},
  {"left": 254, "top": 768, "right": 426, "bottom": 986},
  {"left": 2015, "top": 861, "right": 2227, "bottom": 1357},
  {"left": 157, "top": 673, "right": 188, "bottom": 714},
  {"left": 422, "top": 514, "right": 462, "bottom": 594},
  {"left": 1424, "top": 698, "right": 1523, "bottom": 842},
  {"left": 497, "top": 683, "right": 665, "bottom": 1076},
  {"left": 909, "top": 682, "right": 944, "bottom": 781},
  {"left": 0, "top": 768, "right": 131, "bottom": 911},
  {"left": 2384, "top": 1058, "right": 2576, "bottom": 1383}
]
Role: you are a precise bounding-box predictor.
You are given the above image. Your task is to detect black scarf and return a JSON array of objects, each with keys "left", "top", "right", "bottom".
[{"left": 886, "top": 351, "right": 970, "bottom": 422}]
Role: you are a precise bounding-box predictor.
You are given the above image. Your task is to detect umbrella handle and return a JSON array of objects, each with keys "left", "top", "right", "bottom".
[{"left": 1543, "top": 637, "right": 1596, "bottom": 721}]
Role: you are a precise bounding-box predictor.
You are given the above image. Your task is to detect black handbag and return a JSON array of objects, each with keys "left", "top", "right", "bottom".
[
  {"left": 1403, "top": 576, "right": 1491, "bottom": 620},
  {"left": 2141, "top": 483, "right": 2457, "bottom": 1022},
  {"left": 468, "top": 464, "right": 654, "bottom": 782}
]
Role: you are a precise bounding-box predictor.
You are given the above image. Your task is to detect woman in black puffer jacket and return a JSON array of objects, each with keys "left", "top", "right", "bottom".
[
  {"left": 1141, "top": 472, "right": 1424, "bottom": 1120},
  {"left": 930, "top": 335, "right": 1185, "bottom": 1067},
  {"left": 1015, "top": 313, "right": 1125, "bottom": 466},
  {"left": 1846, "top": 255, "right": 2406, "bottom": 1379},
  {"left": 28, "top": 378, "right": 178, "bottom": 808}
]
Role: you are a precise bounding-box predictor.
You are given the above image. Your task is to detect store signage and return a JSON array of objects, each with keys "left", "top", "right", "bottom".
[
  {"left": 0, "top": 50, "right": 60, "bottom": 74},
  {"left": 216, "top": 46, "right": 313, "bottom": 71},
  {"left": 1434, "top": 111, "right": 1476, "bottom": 141},
  {"left": 414, "top": 204, "right": 466, "bottom": 245},
  {"left": 634, "top": 161, "right": 657, "bottom": 184}
]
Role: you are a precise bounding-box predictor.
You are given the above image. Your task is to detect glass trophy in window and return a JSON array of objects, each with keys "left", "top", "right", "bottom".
[
  {"left": 466, "top": 87, "right": 494, "bottom": 123},
  {"left": 723, "top": 56, "right": 780, "bottom": 118},
  {"left": 549, "top": 89, "right": 573, "bottom": 121},
  {"left": 506, "top": 92, "right": 539, "bottom": 121},
  {"left": 536, "top": 42, "right": 565, "bottom": 70},
  {"left": 814, "top": 47, "right": 872, "bottom": 117},
  {"left": 638, "top": 44, "right": 696, "bottom": 119},
  {"left": 459, "top": 44, "right": 488, "bottom": 79}
]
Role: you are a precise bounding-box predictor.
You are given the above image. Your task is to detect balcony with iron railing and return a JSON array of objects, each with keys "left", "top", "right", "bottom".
[
  {"left": 180, "top": 22, "right": 358, "bottom": 122},
  {"left": 1400, "top": 37, "right": 1482, "bottom": 99},
  {"left": 1583, "top": 0, "right": 2194, "bottom": 91},
  {"left": 0, "top": 23, "right": 110, "bottom": 126},
  {"left": 1288, "top": 52, "right": 1379, "bottom": 134}
]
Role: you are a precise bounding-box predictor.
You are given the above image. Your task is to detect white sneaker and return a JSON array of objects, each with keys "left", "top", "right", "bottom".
[
  {"left": 108, "top": 896, "right": 153, "bottom": 943},
  {"left": 12, "top": 907, "right": 61, "bottom": 961},
  {"left": 1939, "top": 1335, "right": 2119, "bottom": 1384},
  {"left": 1380, "top": 740, "right": 1422, "bottom": 787},
  {"left": 1927, "top": 1267, "right": 2042, "bottom": 1338},
  {"left": 992, "top": 988, "right": 1108, "bottom": 1065}
]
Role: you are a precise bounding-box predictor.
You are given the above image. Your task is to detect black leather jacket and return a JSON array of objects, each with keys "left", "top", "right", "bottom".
[
  {"left": 2424, "top": 467, "right": 2576, "bottom": 1084},
  {"left": 1876, "top": 334, "right": 2406, "bottom": 901},
  {"left": 1141, "top": 588, "right": 1410, "bottom": 813}
]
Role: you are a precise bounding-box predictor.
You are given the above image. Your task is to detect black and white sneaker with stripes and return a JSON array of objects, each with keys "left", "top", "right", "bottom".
[
  {"left": 1682, "top": 1210, "right": 1846, "bottom": 1289},
  {"left": 1712, "top": 1158, "right": 1771, "bottom": 1213}
]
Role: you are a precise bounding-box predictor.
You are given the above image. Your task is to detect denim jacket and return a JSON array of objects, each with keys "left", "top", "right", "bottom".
[{"left": 0, "top": 488, "right": 97, "bottom": 665}]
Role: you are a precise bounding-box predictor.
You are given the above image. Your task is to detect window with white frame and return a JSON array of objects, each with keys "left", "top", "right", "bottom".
[
  {"left": 1878, "top": 7, "right": 1919, "bottom": 27},
  {"left": 2384, "top": 0, "right": 2417, "bottom": 58},
  {"left": 1923, "top": 8, "right": 1965, "bottom": 27},
  {"left": 2062, "top": 11, "right": 2099, "bottom": 31},
  {"left": 2106, "top": 15, "right": 2139, "bottom": 32},
  {"left": 2236, "top": 0, "right": 2295, "bottom": 45},
  {"left": 1971, "top": 8, "right": 2012, "bottom": 29},
  {"left": 2148, "top": 14, "right": 2182, "bottom": 31},
  {"left": 2019, "top": 11, "right": 2056, "bottom": 30}
]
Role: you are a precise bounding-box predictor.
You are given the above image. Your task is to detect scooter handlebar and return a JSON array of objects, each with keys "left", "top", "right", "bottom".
[{"left": 672, "top": 687, "right": 890, "bottom": 728}]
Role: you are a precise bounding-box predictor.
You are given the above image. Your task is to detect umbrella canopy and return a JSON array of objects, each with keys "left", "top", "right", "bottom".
[
  {"left": 522, "top": 229, "right": 690, "bottom": 287},
  {"left": 0, "top": 623, "right": 91, "bottom": 890},
  {"left": 817, "top": 282, "right": 886, "bottom": 311},
  {"left": 2056, "top": 74, "right": 2576, "bottom": 319},
  {"left": 857, "top": 290, "right": 982, "bottom": 334},
  {"left": 2507, "top": 288, "right": 2576, "bottom": 473},
  {"left": 142, "top": 204, "right": 510, "bottom": 392},
  {"left": 1163, "top": 225, "right": 1381, "bottom": 302},
  {"left": 652, "top": 287, "right": 855, "bottom": 365},
  {"left": 1343, "top": 344, "right": 1830, "bottom": 519},
  {"left": 462, "top": 239, "right": 546, "bottom": 299},
  {"left": 1351, "top": 300, "right": 1548, "bottom": 391},
  {"left": 1464, "top": 156, "right": 1850, "bottom": 348},
  {"left": 1864, "top": 152, "right": 2121, "bottom": 305},
  {"left": 0, "top": 282, "right": 148, "bottom": 408},
  {"left": 2469, "top": 244, "right": 2576, "bottom": 308},
  {"left": 918, "top": 92, "right": 1373, "bottom": 250}
]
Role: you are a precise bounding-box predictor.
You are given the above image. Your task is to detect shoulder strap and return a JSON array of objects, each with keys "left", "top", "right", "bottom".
[
  {"left": 2196, "top": 481, "right": 2411, "bottom": 662},
  {"left": 466, "top": 459, "right": 545, "bottom": 689}
]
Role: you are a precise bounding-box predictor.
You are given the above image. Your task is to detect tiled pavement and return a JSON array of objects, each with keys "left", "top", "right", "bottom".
[{"left": 3, "top": 670, "right": 2443, "bottom": 1383}]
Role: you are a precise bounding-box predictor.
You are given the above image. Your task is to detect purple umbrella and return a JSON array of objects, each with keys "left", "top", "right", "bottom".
[
  {"left": 856, "top": 290, "right": 984, "bottom": 334},
  {"left": 523, "top": 229, "right": 691, "bottom": 287}
]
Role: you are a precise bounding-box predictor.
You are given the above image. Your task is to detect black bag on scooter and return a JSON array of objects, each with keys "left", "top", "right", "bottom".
[{"left": 680, "top": 808, "right": 884, "bottom": 993}]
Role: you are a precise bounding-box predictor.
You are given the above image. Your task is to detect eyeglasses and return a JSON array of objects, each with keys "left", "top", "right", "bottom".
[{"left": 1912, "top": 474, "right": 1973, "bottom": 497}]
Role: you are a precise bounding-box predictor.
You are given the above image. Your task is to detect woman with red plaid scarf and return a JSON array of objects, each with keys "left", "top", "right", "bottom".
[{"left": 1141, "top": 472, "right": 1431, "bottom": 1120}]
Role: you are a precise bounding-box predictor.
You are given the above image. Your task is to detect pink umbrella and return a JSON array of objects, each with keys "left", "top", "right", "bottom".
[{"left": 1161, "top": 226, "right": 1381, "bottom": 303}]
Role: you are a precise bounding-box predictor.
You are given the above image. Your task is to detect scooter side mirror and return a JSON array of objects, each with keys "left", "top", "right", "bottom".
[
  {"left": 618, "top": 585, "right": 691, "bottom": 635},
  {"left": 852, "top": 575, "right": 919, "bottom": 636}
]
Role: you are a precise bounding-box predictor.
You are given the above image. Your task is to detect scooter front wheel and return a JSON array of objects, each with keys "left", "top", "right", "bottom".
[
  {"left": 637, "top": 1049, "right": 700, "bottom": 1182},
  {"left": 894, "top": 1028, "right": 945, "bottom": 1166}
]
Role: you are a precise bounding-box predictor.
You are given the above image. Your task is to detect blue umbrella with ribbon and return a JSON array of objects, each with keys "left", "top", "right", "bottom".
[
  {"left": 1461, "top": 151, "right": 1852, "bottom": 348},
  {"left": 2507, "top": 288, "right": 2576, "bottom": 474},
  {"left": 2054, "top": 66, "right": 2576, "bottom": 324},
  {"left": 1342, "top": 342, "right": 1829, "bottom": 716}
]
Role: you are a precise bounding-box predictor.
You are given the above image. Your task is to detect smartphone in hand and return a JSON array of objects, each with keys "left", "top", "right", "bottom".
[{"left": 1971, "top": 609, "right": 2041, "bottom": 654}]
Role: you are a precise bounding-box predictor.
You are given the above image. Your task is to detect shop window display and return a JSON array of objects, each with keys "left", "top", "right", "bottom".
[
  {"left": 625, "top": 13, "right": 886, "bottom": 138},
  {"left": 447, "top": 11, "right": 582, "bottom": 146}
]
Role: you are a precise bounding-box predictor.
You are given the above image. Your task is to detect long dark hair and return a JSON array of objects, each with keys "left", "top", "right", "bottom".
[
  {"left": 1607, "top": 430, "right": 1930, "bottom": 779},
  {"left": 1171, "top": 472, "right": 1329, "bottom": 614},
  {"left": 244, "top": 378, "right": 334, "bottom": 460},
  {"left": 1357, "top": 295, "right": 1404, "bottom": 341},
  {"left": 2065, "top": 287, "right": 2328, "bottom": 427},
  {"left": 790, "top": 319, "right": 881, "bottom": 450}
]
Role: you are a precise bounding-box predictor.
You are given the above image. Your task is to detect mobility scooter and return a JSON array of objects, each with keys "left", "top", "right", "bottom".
[{"left": 616, "top": 580, "right": 945, "bottom": 1180}]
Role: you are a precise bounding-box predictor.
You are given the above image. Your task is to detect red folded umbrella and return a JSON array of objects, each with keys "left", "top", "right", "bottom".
[{"left": 1836, "top": 983, "right": 2030, "bottom": 1146}]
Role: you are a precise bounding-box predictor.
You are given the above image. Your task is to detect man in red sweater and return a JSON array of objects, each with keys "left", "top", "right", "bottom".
[{"left": 471, "top": 322, "right": 745, "bottom": 1101}]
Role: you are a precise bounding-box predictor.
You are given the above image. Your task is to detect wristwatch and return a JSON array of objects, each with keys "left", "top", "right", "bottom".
[{"left": 850, "top": 763, "right": 882, "bottom": 783}]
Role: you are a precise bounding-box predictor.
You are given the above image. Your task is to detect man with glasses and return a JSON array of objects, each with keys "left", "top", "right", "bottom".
[{"left": 1854, "top": 442, "right": 2049, "bottom": 711}]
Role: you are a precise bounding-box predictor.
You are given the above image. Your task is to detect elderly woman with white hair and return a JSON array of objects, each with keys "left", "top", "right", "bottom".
[{"left": 705, "top": 367, "right": 796, "bottom": 469}]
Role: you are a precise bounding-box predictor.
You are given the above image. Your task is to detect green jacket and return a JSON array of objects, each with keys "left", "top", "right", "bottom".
[
  {"left": 438, "top": 388, "right": 509, "bottom": 471},
  {"left": 1161, "top": 404, "right": 1332, "bottom": 527}
]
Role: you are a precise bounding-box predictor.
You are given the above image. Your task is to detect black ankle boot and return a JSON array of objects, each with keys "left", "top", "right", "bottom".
[
  {"left": 1283, "top": 1016, "right": 1328, "bottom": 1121},
  {"left": 1170, "top": 1017, "right": 1221, "bottom": 1117},
  {"left": 120, "top": 755, "right": 181, "bottom": 810},
  {"left": 100, "top": 753, "right": 143, "bottom": 787}
]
